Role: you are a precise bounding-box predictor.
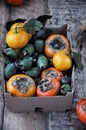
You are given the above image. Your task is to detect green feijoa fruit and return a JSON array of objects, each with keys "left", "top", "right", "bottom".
[
  {"left": 3, "top": 48, "right": 18, "bottom": 59},
  {"left": 34, "top": 39, "right": 44, "bottom": 53},
  {"left": 61, "top": 75, "right": 71, "bottom": 85},
  {"left": 37, "top": 54, "right": 48, "bottom": 69},
  {"left": 4, "top": 63, "right": 16, "bottom": 79},
  {"left": 25, "top": 66, "right": 41, "bottom": 78},
  {"left": 18, "top": 58, "right": 32, "bottom": 70},
  {"left": 22, "top": 44, "right": 35, "bottom": 56},
  {"left": 60, "top": 84, "right": 71, "bottom": 95}
]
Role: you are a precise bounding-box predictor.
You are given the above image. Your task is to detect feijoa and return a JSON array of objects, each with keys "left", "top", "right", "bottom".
[
  {"left": 18, "top": 58, "right": 32, "bottom": 70},
  {"left": 22, "top": 44, "right": 35, "bottom": 56},
  {"left": 37, "top": 54, "right": 48, "bottom": 69},
  {"left": 25, "top": 66, "right": 41, "bottom": 78},
  {"left": 3, "top": 48, "right": 18, "bottom": 59},
  {"left": 61, "top": 75, "right": 71, "bottom": 84},
  {"left": 4, "top": 63, "right": 16, "bottom": 79},
  {"left": 34, "top": 39, "right": 44, "bottom": 53},
  {"left": 60, "top": 84, "right": 71, "bottom": 95}
]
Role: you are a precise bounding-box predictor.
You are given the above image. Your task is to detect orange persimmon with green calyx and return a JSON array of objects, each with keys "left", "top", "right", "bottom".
[
  {"left": 41, "top": 67, "right": 63, "bottom": 81},
  {"left": 6, "top": 28, "right": 31, "bottom": 49},
  {"left": 7, "top": 0, "right": 24, "bottom": 6},
  {"left": 44, "top": 34, "right": 70, "bottom": 58},
  {"left": 6, "top": 74, "right": 36, "bottom": 97},
  {"left": 36, "top": 78, "right": 60, "bottom": 96},
  {"left": 53, "top": 51, "right": 72, "bottom": 71}
]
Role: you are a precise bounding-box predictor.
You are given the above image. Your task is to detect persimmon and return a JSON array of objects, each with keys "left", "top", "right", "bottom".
[
  {"left": 36, "top": 78, "right": 60, "bottom": 96},
  {"left": 6, "top": 29, "right": 31, "bottom": 49},
  {"left": 44, "top": 34, "right": 70, "bottom": 58},
  {"left": 6, "top": 74, "right": 36, "bottom": 97},
  {"left": 41, "top": 67, "right": 63, "bottom": 81},
  {"left": 53, "top": 51, "right": 72, "bottom": 71},
  {"left": 76, "top": 98, "right": 86, "bottom": 124}
]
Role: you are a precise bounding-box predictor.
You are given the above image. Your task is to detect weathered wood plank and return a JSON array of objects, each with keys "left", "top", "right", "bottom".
[
  {"left": 49, "top": 112, "right": 86, "bottom": 130},
  {"left": 3, "top": 1, "right": 49, "bottom": 130},
  {"left": 3, "top": 108, "right": 48, "bottom": 130},
  {"left": 0, "top": 59, "right": 5, "bottom": 130},
  {"left": 10, "top": 0, "right": 49, "bottom": 20},
  {"left": 0, "top": 26, "right": 7, "bottom": 50},
  {"left": 48, "top": 0, "right": 86, "bottom": 130},
  {"left": 0, "top": 0, "right": 10, "bottom": 26},
  {"left": 0, "top": 1, "right": 10, "bottom": 130},
  {"left": 0, "top": 0, "right": 10, "bottom": 50},
  {"left": 0, "top": 94, "right": 4, "bottom": 130}
]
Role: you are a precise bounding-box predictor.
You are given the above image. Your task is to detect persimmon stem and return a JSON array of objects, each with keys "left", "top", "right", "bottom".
[
  {"left": 15, "top": 26, "right": 18, "bottom": 33},
  {"left": 15, "top": 23, "right": 24, "bottom": 33}
]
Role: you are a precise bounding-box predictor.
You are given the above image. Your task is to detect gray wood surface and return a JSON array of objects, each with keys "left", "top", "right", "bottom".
[
  {"left": 0, "top": 0, "right": 86, "bottom": 130},
  {"left": 0, "top": 59, "right": 4, "bottom": 129}
]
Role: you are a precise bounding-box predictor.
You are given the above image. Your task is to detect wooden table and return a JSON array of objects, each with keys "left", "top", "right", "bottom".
[{"left": 0, "top": 0, "right": 86, "bottom": 130}]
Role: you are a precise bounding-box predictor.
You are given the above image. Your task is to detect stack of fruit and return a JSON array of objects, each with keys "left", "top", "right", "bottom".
[{"left": 0, "top": 16, "right": 82, "bottom": 97}]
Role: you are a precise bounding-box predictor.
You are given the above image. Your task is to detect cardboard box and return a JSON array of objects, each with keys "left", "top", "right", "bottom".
[
  {"left": 3, "top": 25, "right": 75, "bottom": 112},
  {"left": 5, "top": 92, "right": 74, "bottom": 112}
]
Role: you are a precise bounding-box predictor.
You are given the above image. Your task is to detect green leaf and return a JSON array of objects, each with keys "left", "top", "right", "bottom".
[
  {"left": 5, "top": 18, "right": 26, "bottom": 31},
  {"left": 24, "top": 19, "right": 43, "bottom": 34},
  {"left": 37, "top": 15, "right": 52, "bottom": 26},
  {"left": 71, "top": 51, "right": 83, "bottom": 71},
  {"left": 31, "top": 28, "right": 53, "bottom": 42}
]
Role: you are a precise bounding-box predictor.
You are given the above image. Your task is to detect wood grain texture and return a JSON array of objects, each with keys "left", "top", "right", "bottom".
[
  {"left": 3, "top": 108, "right": 48, "bottom": 130},
  {"left": 0, "top": 1, "right": 10, "bottom": 129},
  {"left": 0, "top": 0, "right": 10, "bottom": 26},
  {"left": 0, "top": 60, "right": 5, "bottom": 130},
  {"left": 0, "top": 0, "right": 10, "bottom": 50},
  {"left": 0, "top": 26, "right": 7, "bottom": 50},
  {"left": 0, "top": 94, "right": 4, "bottom": 130},
  {"left": 10, "top": 0, "right": 49, "bottom": 20},
  {"left": 0, "top": 59, "right": 4, "bottom": 130}
]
